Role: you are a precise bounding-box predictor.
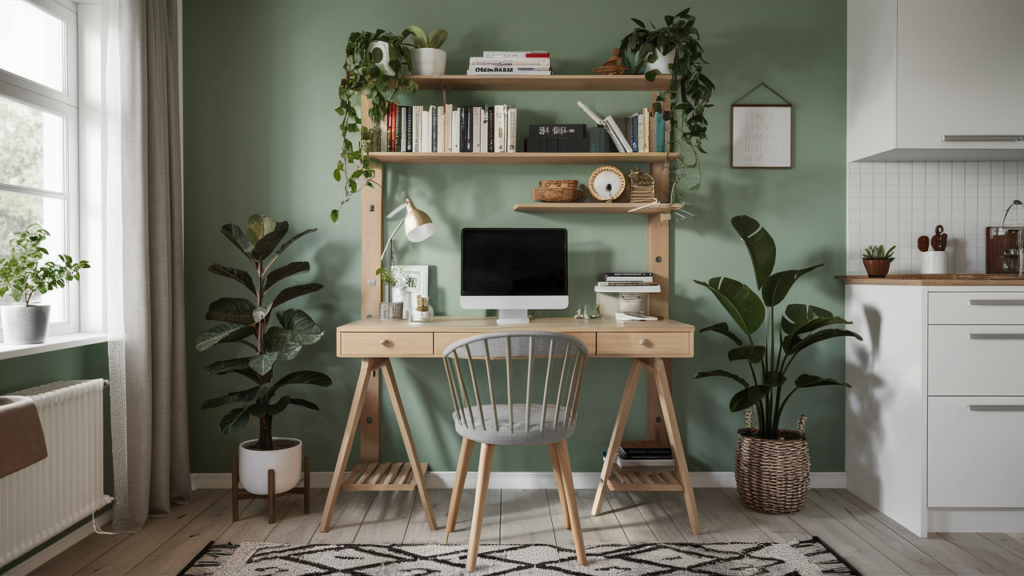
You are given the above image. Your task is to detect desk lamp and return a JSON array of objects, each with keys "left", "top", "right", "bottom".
[{"left": 380, "top": 198, "right": 435, "bottom": 302}]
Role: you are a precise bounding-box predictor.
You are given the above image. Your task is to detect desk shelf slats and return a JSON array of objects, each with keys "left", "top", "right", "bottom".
[{"left": 341, "top": 461, "right": 427, "bottom": 492}]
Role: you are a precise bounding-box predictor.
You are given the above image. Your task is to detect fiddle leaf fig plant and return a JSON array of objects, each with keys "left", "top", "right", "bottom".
[
  {"left": 333, "top": 30, "right": 419, "bottom": 222},
  {"left": 198, "top": 214, "right": 332, "bottom": 451},
  {"left": 0, "top": 225, "right": 89, "bottom": 305},
  {"left": 693, "top": 216, "right": 862, "bottom": 439}
]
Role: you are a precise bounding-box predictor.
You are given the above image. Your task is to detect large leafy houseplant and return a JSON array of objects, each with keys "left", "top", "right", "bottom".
[
  {"left": 0, "top": 225, "right": 89, "bottom": 305},
  {"left": 332, "top": 30, "right": 419, "bottom": 222},
  {"left": 693, "top": 216, "right": 861, "bottom": 439},
  {"left": 198, "top": 214, "right": 331, "bottom": 451},
  {"left": 620, "top": 9, "right": 715, "bottom": 214}
]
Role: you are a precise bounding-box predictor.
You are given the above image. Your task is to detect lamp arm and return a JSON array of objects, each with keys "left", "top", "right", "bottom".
[{"left": 380, "top": 221, "right": 404, "bottom": 263}]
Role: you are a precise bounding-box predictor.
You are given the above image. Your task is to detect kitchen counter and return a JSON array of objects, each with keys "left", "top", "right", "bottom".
[{"left": 837, "top": 274, "right": 1024, "bottom": 286}]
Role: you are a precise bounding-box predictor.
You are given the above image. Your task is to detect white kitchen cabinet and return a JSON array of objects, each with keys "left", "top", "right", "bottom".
[{"left": 848, "top": 0, "right": 1024, "bottom": 161}]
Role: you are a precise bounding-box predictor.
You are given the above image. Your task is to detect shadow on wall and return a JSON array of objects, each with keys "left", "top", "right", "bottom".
[{"left": 845, "top": 305, "right": 887, "bottom": 506}]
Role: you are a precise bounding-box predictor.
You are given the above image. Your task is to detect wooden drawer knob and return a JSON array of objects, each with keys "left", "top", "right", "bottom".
[
  {"left": 639, "top": 339, "right": 649, "bottom": 346},
  {"left": 379, "top": 339, "right": 390, "bottom": 346}
]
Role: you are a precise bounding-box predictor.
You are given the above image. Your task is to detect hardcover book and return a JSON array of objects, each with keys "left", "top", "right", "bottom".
[
  {"left": 494, "top": 105, "right": 506, "bottom": 153},
  {"left": 482, "top": 51, "right": 549, "bottom": 58},
  {"left": 507, "top": 108, "right": 517, "bottom": 152},
  {"left": 485, "top": 106, "right": 493, "bottom": 153},
  {"left": 472, "top": 107, "right": 482, "bottom": 153},
  {"left": 412, "top": 106, "right": 421, "bottom": 153}
]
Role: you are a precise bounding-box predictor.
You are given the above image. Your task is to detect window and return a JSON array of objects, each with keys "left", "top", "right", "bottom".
[{"left": 0, "top": 0, "right": 79, "bottom": 338}]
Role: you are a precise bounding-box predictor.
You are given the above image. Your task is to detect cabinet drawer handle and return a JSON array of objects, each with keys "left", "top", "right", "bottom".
[
  {"left": 943, "top": 135, "right": 1024, "bottom": 142},
  {"left": 639, "top": 339, "right": 649, "bottom": 346},
  {"left": 379, "top": 339, "right": 390, "bottom": 346},
  {"left": 968, "top": 334, "right": 1024, "bottom": 340},
  {"left": 969, "top": 405, "right": 1024, "bottom": 411},
  {"left": 969, "top": 300, "right": 1024, "bottom": 306}
]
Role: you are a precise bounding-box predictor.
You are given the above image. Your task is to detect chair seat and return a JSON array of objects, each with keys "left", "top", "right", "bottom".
[{"left": 453, "top": 403, "right": 575, "bottom": 446}]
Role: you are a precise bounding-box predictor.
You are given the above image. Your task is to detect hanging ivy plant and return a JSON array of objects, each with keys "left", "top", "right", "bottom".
[{"left": 332, "top": 29, "right": 418, "bottom": 223}]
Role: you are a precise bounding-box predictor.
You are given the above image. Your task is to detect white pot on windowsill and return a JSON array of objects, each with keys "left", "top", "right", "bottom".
[
  {"left": 238, "top": 437, "right": 302, "bottom": 495},
  {"left": 0, "top": 304, "right": 50, "bottom": 345}
]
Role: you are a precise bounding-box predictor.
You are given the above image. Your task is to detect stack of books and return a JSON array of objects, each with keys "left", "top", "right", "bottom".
[
  {"left": 603, "top": 441, "right": 675, "bottom": 472},
  {"left": 595, "top": 272, "right": 659, "bottom": 293},
  {"left": 467, "top": 51, "right": 551, "bottom": 76},
  {"left": 375, "top": 103, "right": 518, "bottom": 153}
]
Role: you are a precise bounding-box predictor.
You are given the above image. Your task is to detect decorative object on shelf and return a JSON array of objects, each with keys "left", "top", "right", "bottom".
[
  {"left": 0, "top": 225, "right": 89, "bottom": 345},
  {"left": 574, "top": 305, "right": 585, "bottom": 319},
  {"left": 861, "top": 245, "right": 895, "bottom": 278},
  {"left": 533, "top": 179, "right": 583, "bottom": 203},
  {"left": 411, "top": 295, "right": 430, "bottom": 322},
  {"left": 592, "top": 48, "right": 629, "bottom": 75},
  {"left": 393, "top": 264, "right": 429, "bottom": 320},
  {"left": 379, "top": 198, "right": 435, "bottom": 319},
  {"left": 628, "top": 168, "right": 655, "bottom": 203},
  {"left": 588, "top": 165, "right": 627, "bottom": 202},
  {"left": 405, "top": 25, "right": 447, "bottom": 76},
  {"left": 917, "top": 236, "right": 930, "bottom": 252},
  {"left": 694, "top": 215, "right": 862, "bottom": 514},
  {"left": 333, "top": 30, "right": 418, "bottom": 221},
  {"left": 590, "top": 303, "right": 602, "bottom": 319},
  {"left": 731, "top": 83, "right": 792, "bottom": 169},
  {"left": 620, "top": 9, "right": 715, "bottom": 203},
  {"left": 376, "top": 267, "right": 405, "bottom": 319},
  {"left": 931, "top": 224, "right": 947, "bottom": 251},
  {"left": 197, "top": 214, "right": 332, "bottom": 503}
]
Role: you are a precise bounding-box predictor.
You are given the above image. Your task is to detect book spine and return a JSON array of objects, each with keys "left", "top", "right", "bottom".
[
  {"left": 451, "top": 106, "right": 459, "bottom": 153},
  {"left": 604, "top": 274, "right": 653, "bottom": 278},
  {"left": 486, "top": 106, "right": 494, "bottom": 153},
  {"left": 604, "top": 116, "right": 629, "bottom": 153},
  {"left": 412, "top": 106, "right": 421, "bottom": 153},
  {"left": 430, "top": 105, "right": 438, "bottom": 153},
  {"left": 507, "top": 108, "right": 517, "bottom": 153},
  {"left": 482, "top": 51, "right": 549, "bottom": 58},
  {"left": 494, "top": 105, "right": 505, "bottom": 153},
  {"left": 399, "top": 106, "right": 407, "bottom": 152},
  {"left": 629, "top": 113, "right": 638, "bottom": 153},
  {"left": 460, "top": 108, "right": 468, "bottom": 152},
  {"left": 473, "top": 107, "right": 482, "bottom": 153},
  {"left": 598, "top": 281, "right": 658, "bottom": 286},
  {"left": 655, "top": 111, "right": 665, "bottom": 153},
  {"left": 421, "top": 107, "right": 431, "bottom": 152},
  {"left": 469, "top": 58, "right": 551, "bottom": 67},
  {"left": 467, "top": 69, "right": 552, "bottom": 76}
]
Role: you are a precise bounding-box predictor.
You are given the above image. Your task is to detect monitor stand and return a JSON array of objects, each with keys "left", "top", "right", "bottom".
[{"left": 496, "top": 309, "right": 530, "bottom": 325}]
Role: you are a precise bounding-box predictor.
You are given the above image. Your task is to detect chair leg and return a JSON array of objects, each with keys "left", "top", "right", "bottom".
[
  {"left": 466, "top": 443, "right": 494, "bottom": 572},
  {"left": 556, "top": 440, "right": 587, "bottom": 566},
  {"left": 447, "top": 437, "right": 476, "bottom": 542},
  {"left": 546, "top": 443, "right": 570, "bottom": 530}
]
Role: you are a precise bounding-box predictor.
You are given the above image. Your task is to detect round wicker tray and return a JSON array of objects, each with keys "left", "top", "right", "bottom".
[{"left": 532, "top": 187, "right": 583, "bottom": 202}]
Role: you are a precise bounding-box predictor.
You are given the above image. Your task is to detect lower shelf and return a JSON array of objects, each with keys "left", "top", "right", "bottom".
[
  {"left": 607, "top": 467, "right": 683, "bottom": 492},
  {"left": 342, "top": 461, "right": 427, "bottom": 492}
]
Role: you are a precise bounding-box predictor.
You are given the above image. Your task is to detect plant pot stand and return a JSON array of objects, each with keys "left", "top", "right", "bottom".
[{"left": 231, "top": 456, "right": 311, "bottom": 524}]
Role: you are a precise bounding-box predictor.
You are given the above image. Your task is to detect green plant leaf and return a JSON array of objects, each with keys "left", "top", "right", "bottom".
[
  {"left": 644, "top": 70, "right": 658, "bottom": 82},
  {"left": 407, "top": 25, "right": 428, "bottom": 48},
  {"left": 220, "top": 224, "right": 254, "bottom": 254},
  {"left": 266, "top": 395, "right": 291, "bottom": 416},
  {"left": 693, "top": 369, "right": 750, "bottom": 388},
  {"left": 788, "top": 328, "right": 863, "bottom": 355},
  {"left": 630, "top": 17, "right": 646, "bottom": 29},
  {"left": 200, "top": 385, "right": 265, "bottom": 409},
  {"left": 264, "top": 326, "right": 302, "bottom": 361},
  {"left": 247, "top": 403, "right": 268, "bottom": 417},
  {"left": 795, "top": 374, "right": 851, "bottom": 388},
  {"left": 253, "top": 220, "right": 290, "bottom": 260},
  {"left": 693, "top": 277, "right": 765, "bottom": 336},
  {"left": 248, "top": 352, "right": 279, "bottom": 376},
  {"left": 271, "top": 370, "right": 332, "bottom": 395},
  {"left": 247, "top": 214, "right": 277, "bottom": 246},
  {"left": 219, "top": 407, "right": 250, "bottom": 434},
  {"left": 731, "top": 215, "right": 776, "bottom": 290},
  {"left": 761, "top": 264, "right": 824, "bottom": 307},
  {"left": 427, "top": 28, "right": 447, "bottom": 49},
  {"left": 729, "top": 385, "right": 770, "bottom": 412},
  {"left": 271, "top": 283, "right": 323, "bottom": 309},
  {"left": 727, "top": 345, "right": 766, "bottom": 364},
  {"left": 781, "top": 304, "right": 834, "bottom": 335},
  {"left": 762, "top": 370, "right": 787, "bottom": 387},
  {"left": 276, "top": 309, "right": 323, "bottom": 344},
  {"left": 290, "top": 398, "right": 320, "bottom": 411},
  {"left": 206, "top": 297, "right": 257, "bottom": 325},
  {"left": 201, "top": 356, "right": 255, "bottom": 375},
  {"left": 264, "top": 261, "right": 310, "bottom": 291},
  {"left": 207, "top": 264, "right": 257, "bottom": 295},
  {"left": 699, "top": 322, "right": 743, "bottom": 346},
  {"left": 196, "top": 323, "right": 256, "bottom": 351}
]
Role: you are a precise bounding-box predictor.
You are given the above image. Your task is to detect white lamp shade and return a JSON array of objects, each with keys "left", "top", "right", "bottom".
[{"left": 406, "top": 221, "right": 434, "bottom": 243}]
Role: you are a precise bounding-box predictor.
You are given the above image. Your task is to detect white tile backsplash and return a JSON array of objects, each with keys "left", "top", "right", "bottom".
[{"left": 848, "top": 160, "right": 1024, "bottom": 275}]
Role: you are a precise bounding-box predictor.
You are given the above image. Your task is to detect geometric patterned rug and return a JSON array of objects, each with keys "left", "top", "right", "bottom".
[{"left": 179, "top": 539, "right": 857, "bottom": 575}]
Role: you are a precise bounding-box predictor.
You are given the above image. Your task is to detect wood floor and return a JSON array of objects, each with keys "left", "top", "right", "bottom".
[{"left": 32, "top": 487, "right": 1024, "bottom": 576}]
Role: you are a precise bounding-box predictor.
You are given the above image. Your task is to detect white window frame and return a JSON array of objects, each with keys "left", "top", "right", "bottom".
[{"left": 0, "top": 0, "right": 81, "bottom": 339}]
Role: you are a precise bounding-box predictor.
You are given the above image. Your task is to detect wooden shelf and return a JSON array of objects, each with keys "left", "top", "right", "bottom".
[
  {"left": 514, "top": 202, "right": 684, "bottom": 214},
  {"left": 341, "top": 461, "right": 427, "bottom": 492},
  {"left": 405, "top": 74, "right": 671, "bottom": 92},
  {"left": 368, "top": 152, "right": 677, "bottom": 165},
  {"left": 607, "top": 467, "right": 683, "bottom": 492}
]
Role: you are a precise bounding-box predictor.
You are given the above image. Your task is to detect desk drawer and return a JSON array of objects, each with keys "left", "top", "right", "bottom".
[
  {"left": 341, "top": 333, "right": 433, "bottom": 356},
  {"left": 434, "top": 332, "right": 596, "bottom": 357},
  {"left": 597, "top": 332, "right": 691, "bottom": 357},
  {"left": 929, "top": 325, "right": 1024, "bottom": 396},
  {"left": 930, "top": 292, "right": 1024, "bottom": 325}
]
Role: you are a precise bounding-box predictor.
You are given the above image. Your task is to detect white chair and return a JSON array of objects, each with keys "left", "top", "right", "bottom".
[{"left": 442, "top": 331, "right": 589, "bottom": 571}]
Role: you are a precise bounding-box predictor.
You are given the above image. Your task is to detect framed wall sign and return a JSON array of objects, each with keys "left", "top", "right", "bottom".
[
  {"left": 394, "top": 264, "right": 429, "bottom": 320},
  {"left": 731, "top": 83, "right": 792, "bottom": 169}
]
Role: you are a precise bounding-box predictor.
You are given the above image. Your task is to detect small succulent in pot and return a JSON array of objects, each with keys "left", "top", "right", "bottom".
[
  {"left": 862, "top": 245, "right": 895, "bottom": 278},
  {"left": 405, "top": 25, "right": 448, "bottom": 76}
]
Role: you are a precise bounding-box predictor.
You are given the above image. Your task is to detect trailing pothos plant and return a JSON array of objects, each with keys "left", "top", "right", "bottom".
[
  {"left": 693, "top": 216, "right": 862, "bottom": 439},
  {"left": 332, "top": 30, "right": 419, "bottom": 222},
  {"left": 620, "top": 9, "right": 715, "bottom": 218},
  {"left": 197, "top": 214, "right": 332, "bottom": 451}
]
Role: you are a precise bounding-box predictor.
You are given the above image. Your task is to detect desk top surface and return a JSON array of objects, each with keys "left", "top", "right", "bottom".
[{"left": 338, "top": 316, "right": 695, "bottom": 333}]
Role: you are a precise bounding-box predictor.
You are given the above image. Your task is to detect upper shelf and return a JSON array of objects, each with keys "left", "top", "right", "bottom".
[
  {"left": 405, "top": 75, "right": 671, "bottom": 92},
  {"left": 514, "top": 202, "right": 684, "bottom": 214},
  {"left": 368, "top": 152, "right": 677, "bottom": 165}
]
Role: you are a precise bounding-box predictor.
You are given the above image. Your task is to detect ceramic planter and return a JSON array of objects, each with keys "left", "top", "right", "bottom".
[
  {"left": 0, "top": 304, "right": 50, "bottom": 344},
  {"left": 643, "top": 48, "right": 676, "bottom": 75},
  {"left": 862, "top": 259, "right": 892, "bottom": 278},
  {"left": 410, "top": 47, "right": 446, "bottom": 76},
  {"left": 238, "top": 437, "right": 302, "bottom": 495}
]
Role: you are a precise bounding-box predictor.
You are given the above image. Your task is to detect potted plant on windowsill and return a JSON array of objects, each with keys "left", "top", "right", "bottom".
[
  {"left": 862, "top": 245, "right": 895, "bottom": 278},
  {"left": 198, "top": 214, "right": 332, "bottom": 497},
  {"left": 405, "top": 25, "right": 447, "bottom": 76},
  {"left": 0, "top": 225, "right": 89, "bottom": 345},
  {"left": 694, "top": 216, "right": 862, "bottom": 515}
]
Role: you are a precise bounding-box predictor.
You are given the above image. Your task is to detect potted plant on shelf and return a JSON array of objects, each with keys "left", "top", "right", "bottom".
[
  {"left": 198, "top": 214, "right": 332, "bottom": 497},
  {"left": 0, "top": 225, "right": 89, "bottom": 345},
  {"left": 694, "top": 215, "right": 862, "bottom": 515},
  {"left": 620, "top": 9, "right": 715, "bottom": 218},
  {"left": 405, "top": 25, "right": 447, "bottom": 76},
  {"left": 376, "top": 265, "right": 409, "bottom": 320},
  {"left": 332, "top": 30, "right": 418, "bottom": 222},
  {"left": 862, "top": 245, "right": 895, "bottom": 278}
]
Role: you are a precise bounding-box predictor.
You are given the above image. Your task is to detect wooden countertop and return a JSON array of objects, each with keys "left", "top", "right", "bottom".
[
  {"left": 338, "top": 316, "right": 695, "bottom": 333},
  {"left": 837, "top": 274, "right": 1024, "bottom": 286}
]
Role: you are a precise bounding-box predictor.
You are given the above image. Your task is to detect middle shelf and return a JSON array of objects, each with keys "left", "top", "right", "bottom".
[{"left": 367, "top": 152, "right": 678, "bottom": 165}]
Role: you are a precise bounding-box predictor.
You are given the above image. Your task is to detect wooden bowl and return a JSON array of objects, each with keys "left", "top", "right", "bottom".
[
  {"left": 538, "top": 180, "right": 578, "bottom": 189},
  {"left": 533, "top": 187, "right": 583, "bottom": 202}
]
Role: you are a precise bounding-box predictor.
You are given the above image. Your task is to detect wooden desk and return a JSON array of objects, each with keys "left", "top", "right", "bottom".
[{"left": 319, "top": 316, "right": 701, "bottom": 535}]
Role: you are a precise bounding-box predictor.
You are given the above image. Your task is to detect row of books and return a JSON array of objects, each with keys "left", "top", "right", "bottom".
[
  {"left": 467, "top": 51, "right": 551, "bottom": 76},
  {"left": 374, "top": 103, "right": 518, "bottom": 153},
  {"left": 598, "top": 272, "right": 654, "bottom": 286},
  {"left": 577, "top": 102, "right": 670, "bottom": 154}
]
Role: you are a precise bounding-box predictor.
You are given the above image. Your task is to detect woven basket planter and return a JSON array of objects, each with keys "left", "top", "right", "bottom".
[{"left": 734, "top": 415, "right": 810, "bottom": 515}]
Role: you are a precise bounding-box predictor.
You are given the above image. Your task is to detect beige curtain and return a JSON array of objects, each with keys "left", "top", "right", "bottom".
[{"left": 102, "top": 0, "right": 191, "bottom": 532}]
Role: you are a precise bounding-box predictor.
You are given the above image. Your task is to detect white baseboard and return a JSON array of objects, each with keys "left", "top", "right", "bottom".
[
  {"left": 930, "top": 508, "right": 1024, "bottom": 533},
  {"left": 1, "top": 510, "right": 112, "bottom": 576},
  {"left": 191, "top": 470, "right": 846, "bottom": 491}
]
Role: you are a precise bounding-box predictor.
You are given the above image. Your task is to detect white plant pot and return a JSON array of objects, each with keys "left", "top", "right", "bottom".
[
  {"left": 410, "top": 47, "right": 446, "bottom": 76},
  {"left": 238, "top": 437, "right": 302, "bottom": 495},
  {"left": 0, "top": 304, "right": 50, "bottom": 344},
  {"left": 643, "top": 48, "right": 676, "bottom": 75}
]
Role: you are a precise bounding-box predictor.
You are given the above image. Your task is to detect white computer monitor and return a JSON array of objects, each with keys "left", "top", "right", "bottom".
[{"left": 460, "top": 228, "right": 569, "bottom": 325}]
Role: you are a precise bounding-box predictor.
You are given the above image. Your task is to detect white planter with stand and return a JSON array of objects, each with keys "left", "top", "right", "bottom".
[
  {"left": 0, "top": 304, "right": 50, "bottom": 344},
  {"left": 238, "top": 437, "right": 302, "bottom": 495},
  {"left": 410, "top": 47, "right": 446, "bottom": 76},
  {"left": 643, "top": 48, "right": 676, "bottom": 75}
]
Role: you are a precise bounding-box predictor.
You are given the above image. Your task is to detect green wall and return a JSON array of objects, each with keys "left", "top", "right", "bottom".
[{"left": 182, "top": 0, "right": 847, "bottom": 474}]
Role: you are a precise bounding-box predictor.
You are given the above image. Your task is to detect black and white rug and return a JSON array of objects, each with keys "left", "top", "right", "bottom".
[{"left": 180, "top": 540, "right": 856, "bottom": 575}]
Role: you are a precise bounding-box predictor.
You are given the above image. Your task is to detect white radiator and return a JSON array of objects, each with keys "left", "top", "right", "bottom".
[{"left": 0, "top": 379, "right": 113, "bottom": 566}]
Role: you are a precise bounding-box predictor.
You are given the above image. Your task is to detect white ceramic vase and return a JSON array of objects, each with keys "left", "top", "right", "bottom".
[
  {"left": 410, "top": 47, "right": 447, "bottom": 76},
  {"left": 0, "top": 304, "right": 50, "bottom": 344},
  {"left": 643, "top": 48, "right": 676, "bottom": 75},
  {"left": 238, "top": 437, "right": 302, "bottom": 495},
  {"left": 921, "top": 251, "right": 949, "bottom": 274}
]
